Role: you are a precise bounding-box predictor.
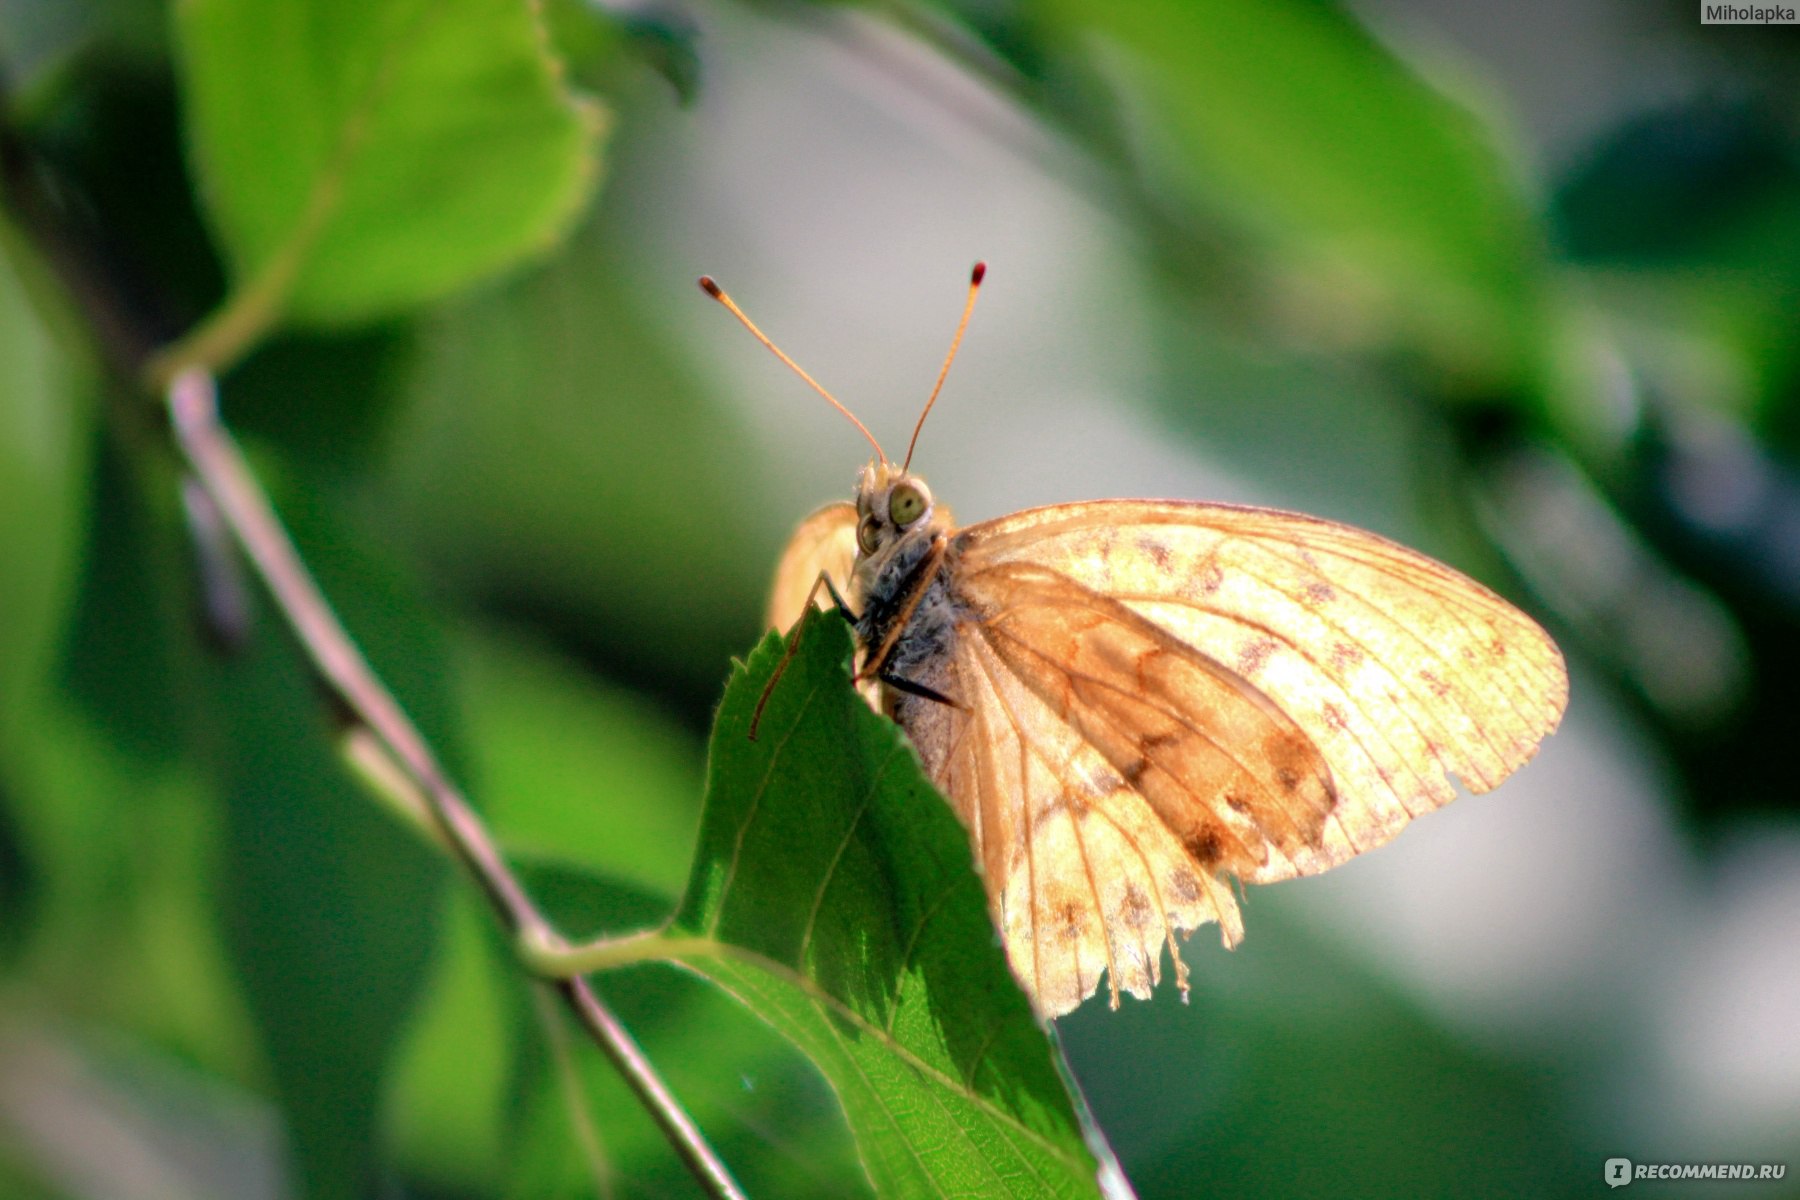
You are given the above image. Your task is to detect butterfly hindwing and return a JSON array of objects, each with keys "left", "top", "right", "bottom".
[
  {"left": 931, "top": 612, "right": 1247, "bottom": 1016},
  {"left": 766, "top": 501, "right": 859, "bottom": 634}
]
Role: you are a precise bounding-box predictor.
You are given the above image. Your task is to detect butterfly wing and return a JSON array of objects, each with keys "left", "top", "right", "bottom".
[
  {"left": 766, "top": 501, "right": 859, "bottom": 633},
  {"left": 767, "top": 494, "right": 1566, "bottom": 1016},
  {"left": 953, "top": 499, "right": 1568, "bottom": 884}
]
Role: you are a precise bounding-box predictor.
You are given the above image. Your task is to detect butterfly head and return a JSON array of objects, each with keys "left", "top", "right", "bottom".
[{"left": 853, "top": 460, "right": 948, "bottom": 563}]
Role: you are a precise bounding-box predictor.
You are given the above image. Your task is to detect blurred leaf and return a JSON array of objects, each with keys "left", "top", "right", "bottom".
[
  {"left": 616, "top": 10, "right": 702, "bottom": 104},
  {"left": 211, "top": 631, "right": 441, "bottom": 1200},
  {"left": 58, "top": 435, "right": 194, "bottom": 763},
  {"left": 540, "top": 0, "right": 703, "bottom": 104},
  {"left": 1554, "top": 99, "right": 1800, "bottom": 435},
  {"left": 391, "top": 884, "right": 868, "bottom": 1196},
  {"left": 4, "top": 682, "right": 256, "bottom": 1072},
  {"left": 1058, "top": 906, "right": 1586, "bottom": 1199},
  {"left": 380, "top": 210, "right": 768, "bottom": 714},
  {"left": 222, "top": 323, "right": 416, "bottom": 476},
  {"left": 23, "top": 59, "right": 227, "bottom": 336},
  {"left": 1555, "top": 99, "right": 1794, "bottom": 264},
  {"left": 385, "top": 894, "right": 515, "bottom": 1193},
  {"left": 1031, "top": 0, "right": 1550, "bottom": 391},
  {"left": 207, "top": 482, "right": 457, "bottom": 1199},
  {"left": 0, "top": 0, "right": 168, "bottom": 93},
  {"left": 656, "top": 618, "right": 1105, "bottom": 1199},
  {"left": 509, "top": 962, "right": 873, "bottom": 1199},
  {"left": 458, "top": 629, "right": 702, "bottom": 899},
  {"left": 0, "top": 234, "right": 90, "bottom": 744},
  {"left": 1, "top": 408, "right": 259, "bottom": 1078},
  {"left": 174, "top": 0, "right": 608, "bottom": 326}
]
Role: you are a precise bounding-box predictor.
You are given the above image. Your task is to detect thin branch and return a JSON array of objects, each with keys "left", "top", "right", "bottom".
[
  {"left": 164, "top": 369, "right": 748, "bottom": 1200},
  {"left": 169, "top": 371, "right": 549, "bottom": 936}
]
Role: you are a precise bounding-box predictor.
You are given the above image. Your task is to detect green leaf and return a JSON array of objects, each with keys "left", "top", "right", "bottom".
[
  {"left": 385, "top": 893, "right": 515, "bottom": 1192},
  {"left": 1034, "top": 0, "right": 1550, "bottom": 391},
  {"left": 173, "top": 0, "right": 607, "bottom": 328},
  {"left": 208, "top": 485, "right": 456, "bottom": 1199},
  {"left": 457, "top": 630, "right": 702, "bottom": 900},
  {"left": 0, "top": 232, "right": 90, "bottom": 743},
  {"left": 658, "top": 617, "right": 1108, "bottom": 1199}
]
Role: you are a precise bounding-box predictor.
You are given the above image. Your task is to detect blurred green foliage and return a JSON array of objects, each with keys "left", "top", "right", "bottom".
[{"left": 2, "top": 0, "right": 1797, "bottom": 1197}]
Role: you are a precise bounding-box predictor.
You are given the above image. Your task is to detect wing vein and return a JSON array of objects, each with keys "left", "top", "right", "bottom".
[{"left": 981, "top": 619, "right": 1320, "bottom": 859}]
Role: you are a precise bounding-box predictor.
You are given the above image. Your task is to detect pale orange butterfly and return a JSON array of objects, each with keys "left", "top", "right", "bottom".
[{"left": 705, "top": 264, "right": 1568, "bottom": 1018}]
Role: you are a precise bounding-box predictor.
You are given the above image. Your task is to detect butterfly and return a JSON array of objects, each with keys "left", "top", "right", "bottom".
[{"left": 706, "top": 264, "right": 1568, "bottom": 1018}]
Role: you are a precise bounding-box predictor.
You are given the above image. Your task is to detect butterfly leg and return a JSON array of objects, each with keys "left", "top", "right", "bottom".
[
  {"left": 750, "top": 570, "right": 858, "bottom": 740},
  {"left": 819, "top": 570, "right": 861, "bottom": 625},
  {"left": 876, "top": 669, "right": 964, "bottom": 710}
]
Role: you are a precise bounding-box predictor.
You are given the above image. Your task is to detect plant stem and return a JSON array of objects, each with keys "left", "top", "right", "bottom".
[
  {"left": 524, "top": 930, "right": 711, "bottom": 978},
  {"left": 141, "top": 261, "right": 294, "bottom": 391}
]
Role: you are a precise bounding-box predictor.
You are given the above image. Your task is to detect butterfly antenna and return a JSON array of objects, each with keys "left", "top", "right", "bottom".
[
  {"left": 699, "top": 276, "right": 887, "bottom": 464},
  {"left": 903, "top": 260, "right": 985, "bottom": 472}
]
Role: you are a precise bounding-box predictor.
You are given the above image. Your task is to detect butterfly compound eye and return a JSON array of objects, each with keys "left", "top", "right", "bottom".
[{"left": 889, "top": 484, "right": 926, "bottom": 526}]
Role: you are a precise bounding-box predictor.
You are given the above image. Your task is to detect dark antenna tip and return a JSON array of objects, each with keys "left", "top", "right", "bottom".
[
  {"left": 698, "top": 276, "right": 722, "bottom": 297},
  {"left": 901, "top": 262, "right": 987, "bottom": 472}
]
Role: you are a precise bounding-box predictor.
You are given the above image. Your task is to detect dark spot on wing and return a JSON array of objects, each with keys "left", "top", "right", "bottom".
[
  {"left": 1183, "top": 823, "right": 1225, "bottom": 868},
  {"left": 1330, "top": 641, "right": 1364, "bottom": 670},
  {"left": 1236, "top": 637, "right": 1277, "bottom": 676},
  {"left": 1132, "top": 646, "right": 1169, "bottom": 691},
  {"left": 1198, "top": 560, "right": 1224, "bottom": 595},
  {"left": 1303, "top": 582, "right": 1336, "bottom": 607},
  {"left": 1223, "top": 792, "right": 1250, "bottom": 814},
  {"left": 1086, "top": 767, "right": 1126, "bottom": 796},
  {"left": 1169, "top": 871, "right": 1201, "bottom": 904},
  {"left": 1420, "top": 668, "right": 1451, "bottom": 698},
  {"left": 1122, "top": 756, "right": 1149, "bottom": 785},
  {"left": 1261, "top": 730, "right": 1319, "bottom": 798},
  {"left": 1136, "top": 536, "right": 1172, "bottom": 569},
  {"left": 1121, "top": 883, "right": 1151, "bottom": 926}
]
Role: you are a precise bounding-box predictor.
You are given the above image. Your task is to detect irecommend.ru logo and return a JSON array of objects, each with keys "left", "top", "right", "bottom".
[{"left": 1604, "top": 1158, "right": 1788, "bottom": 1186}]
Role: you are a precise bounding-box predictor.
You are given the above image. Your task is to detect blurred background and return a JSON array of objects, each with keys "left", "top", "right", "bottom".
[{"left": 2, "top": 0, "right": 1798, "bottom": 1196}]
